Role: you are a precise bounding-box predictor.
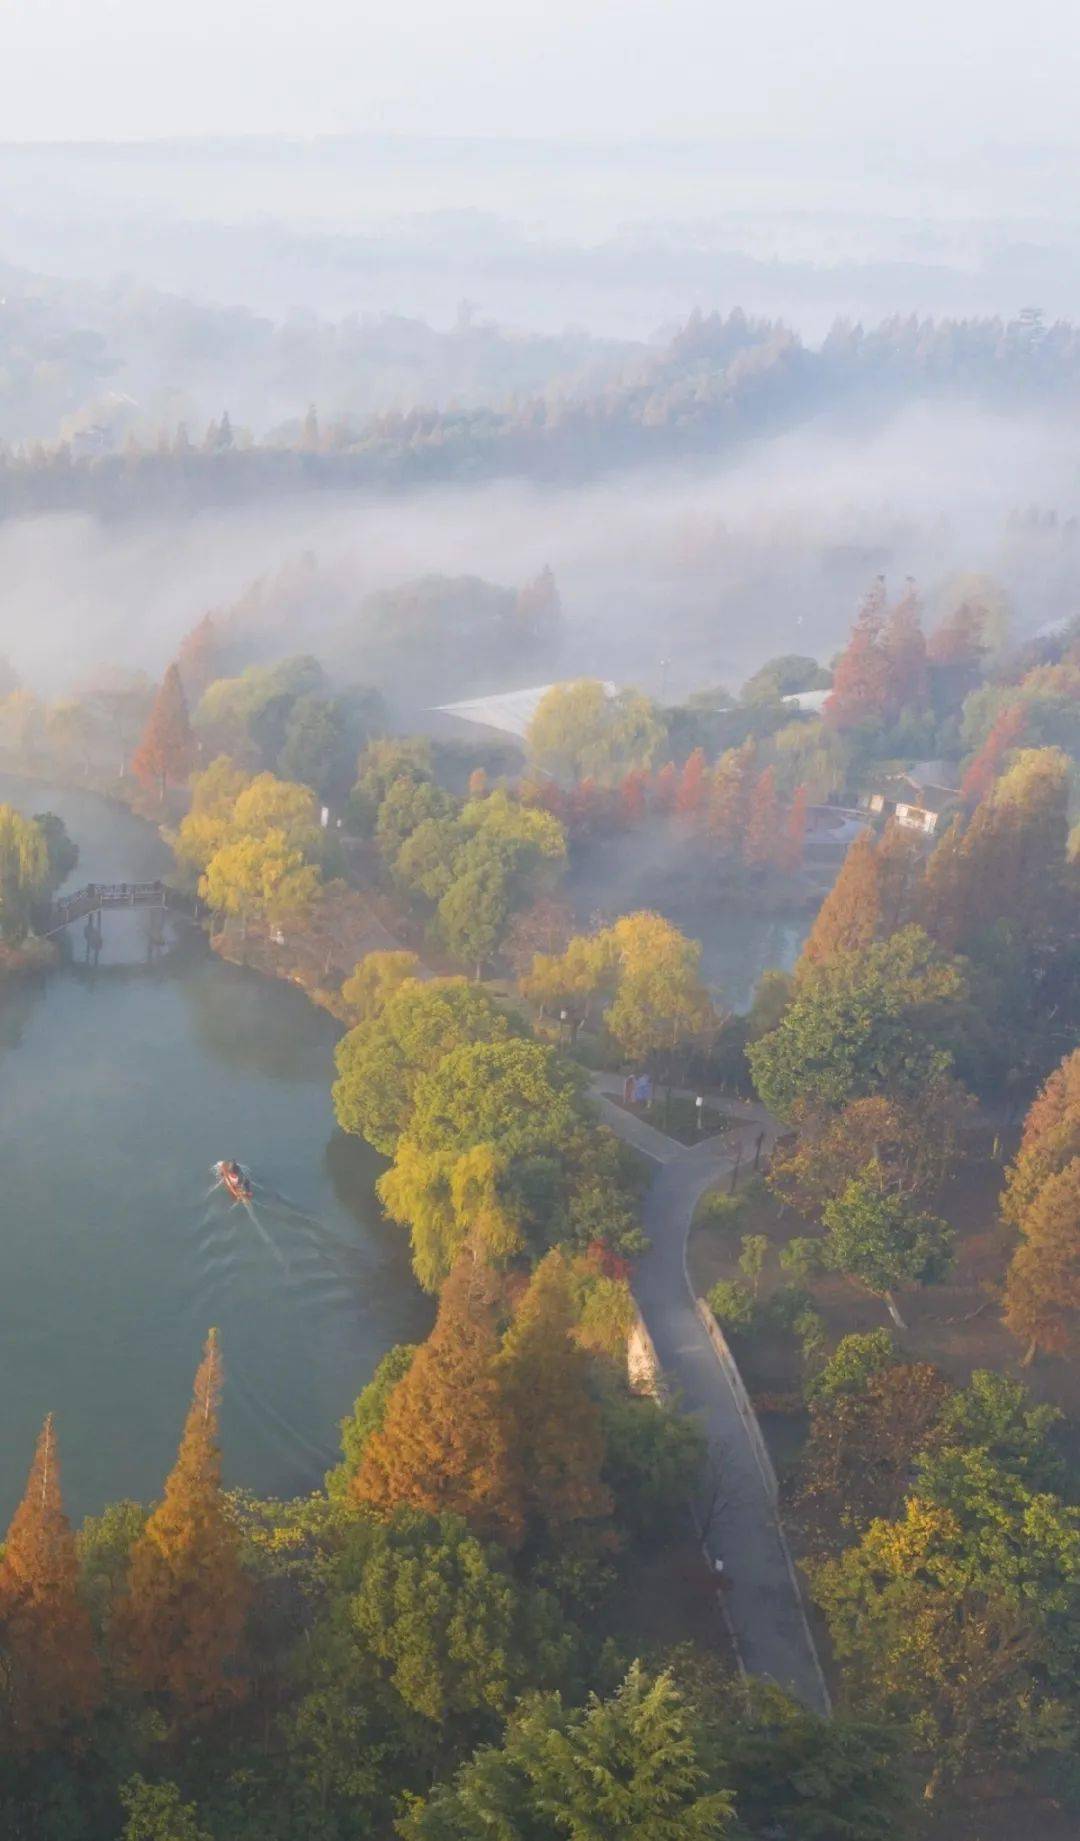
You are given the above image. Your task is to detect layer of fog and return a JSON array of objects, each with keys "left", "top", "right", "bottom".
[
  {"left": 6, "top": 137, "right": 1080, "bottom": 348},
  {"left": 2, "top": 400, "right": 1077, "bottom": 704}
]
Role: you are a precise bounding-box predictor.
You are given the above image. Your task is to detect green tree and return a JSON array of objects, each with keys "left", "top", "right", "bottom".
[
  {"left": 748, "top": 927, "right": 968, "bottom": 1121},
  {"left": 528, "top": 680, "right": 666, "bottom": 784},
  {"left": 339, "top": 949, "right": 422, "bottom": 1025},
  {"left": 327, "top": 1344, "right": 419, "bottom": 1497},
  {"left": 0, "top": 806, "right": 49, "bottom": 943},
  {"left": 400, "top": 1662, "right": 733, "bottom": 1840},
  {"left": 333, "top": 978, "right": 522, "bottom": 1156},
  {"left": 120, "top": 1778, "right": 213, "bottom": 1841},
  {"left": 822, "top": 1168, "right": 955, "bottom": 1326},
  {"left": 437, "top": 848, "right": 512, "bottom": 978}
]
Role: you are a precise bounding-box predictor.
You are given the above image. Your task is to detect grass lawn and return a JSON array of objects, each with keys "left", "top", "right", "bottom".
[{"left": 612, "top": 1092, "right": 730, "bottom": 1144}]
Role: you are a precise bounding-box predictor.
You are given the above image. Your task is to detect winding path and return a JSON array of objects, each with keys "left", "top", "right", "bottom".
[{"left": 591, "top": 1076, "right": 830, "bottom": 1713}]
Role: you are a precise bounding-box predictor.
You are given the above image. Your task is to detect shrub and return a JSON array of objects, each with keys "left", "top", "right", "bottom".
[
  {"left": 779, "top": 1235, "right": 824, "bottom": 1284},
  {"left": 696, "top": 1190, "right": 749, "bottom": 1232}
]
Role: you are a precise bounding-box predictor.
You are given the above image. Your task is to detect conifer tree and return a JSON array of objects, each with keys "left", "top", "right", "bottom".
[
  {"left": 881, "top": 580, "right": 928, "bottom": 715},
  {"left": 676, "top": 747, "right": 708, "bottom": 820},
  {"left": 960, "top": 703, "right": 1026, "bottom": 808},
  {"left": 497, "top": 1251, "right": 611, "bottom": 1539},
  {"left": 619, "top": 766, "right": 648, "bottom": 824},
  {"left": 0, "top": 1414, "right": 101, "bottom": 1751},
  {"left": 743, "top": 766, "right": 781, "bottom": 868},
  {"left": 1003, "top": 1158, "right": 1080, "bottom": 1363},
  {"left": 131, "top": 662, "right": 194, "bottom": 801},
  {"left": 176, "top": 614, "right": 219, "bottom": 704},
  {"left": 353, "top": 1260, "right": 526, "bottom": 1548},
  {"left": 652, "top": 761, "right": 678, "bottom": 814},
  {"left": 825, "top": 580, "right": 891, "bottom": 730},
  {"left": 799, "top": 830, "right": 881, "bottom": 971},
  {"left": 708, "top": 740, "right": 756, "bottom": 854},
  {"left": 117, "top": 1330, "right": 249, "bottom": 1721},
  {"left": 1001, "top": 1048, "right": 1080, "bottom": 1230}
]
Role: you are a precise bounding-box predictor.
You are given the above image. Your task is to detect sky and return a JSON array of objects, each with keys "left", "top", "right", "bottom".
[{"left": 1, "top": 0, "right": 1079, "bottom": 149}]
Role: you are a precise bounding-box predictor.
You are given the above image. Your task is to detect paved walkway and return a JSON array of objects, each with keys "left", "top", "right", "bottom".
[{"left": 592, "top": 1076, "right": 830, "bottom": 1713}]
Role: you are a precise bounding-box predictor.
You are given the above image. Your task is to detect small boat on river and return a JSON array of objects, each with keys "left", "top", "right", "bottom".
[{"left": 216, "top": 1160, "right": 253, "bottom": 1203}]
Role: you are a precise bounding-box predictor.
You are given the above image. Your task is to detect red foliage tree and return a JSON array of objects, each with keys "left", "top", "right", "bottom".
[
  {"left": 131, "top": 662, "right": 193, "bottom": 801},
  {"left": 927, "top": 600, "right": 988, "bottom": 668},
  {"left": 743, "top": 766, "right": 782, "bottom": 868},
  {"left": 824, "top": 579, "right": 891, "bottom": 730},
  {"left": 881, "top": 582, "right": 928, "bottom": 715},
  {"left": 652, "top": 761, "right": 678, "bottom": 815},
  {"left": 676, "top": 747, "right": 708, "bottom": 820},
  {"left": 960, "top": 704, "right": 1026, "bottom": 809}
]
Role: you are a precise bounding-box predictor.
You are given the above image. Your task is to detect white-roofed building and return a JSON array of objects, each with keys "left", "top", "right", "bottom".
[{"left": 434, "top": 681, "right": 617, "bottom": 741}]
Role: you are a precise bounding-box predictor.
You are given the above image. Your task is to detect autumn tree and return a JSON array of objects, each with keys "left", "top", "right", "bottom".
[
  {"left": 117, "top": 1330, "right": 250, "bottom": 1722},
  {"left": 798, "top": 830, "right": 881, "bottom": 971},
  {"left": 527, "top": 680, "right": 666, "bottom": 784},
  {"left": 132, "top": 663, "right": 193, "bottom": 801},
  {"left": 799, "top": 1361, "right": 951, "bottom": 1541},
  {"left": 176, "top": 613, "right": 220, "bottom": 703},
  {"left": 502, "top": 895, "right": 575, "bottom": 979},
  {"left": 960, "top": 702, "right": 1026, "bottom": 808},
  {"left": 603, "top": 911, "right": 717, "bottom": 1072},
  {"left": 743, "top": 766, "right": 781, "bottom": 869},
  {"left": 824, "top": 580, "right": 891, "bottom": 730},
  {"left": 707, "top": 741, "right": 756, "bottom": 853},
  {"left": 0, "top": 1415, "right": 101, "bottom": 1751},
  {"left": 497, "top": 1251, "right": 611, "bottom": 1539},
  {"left": 652, "top": 760, "right": 678, "bottom": 813},
  {"left": 676, "top": 747, "right": 708, "bottom": 819},
  {"left": 1001, "top": 1047, "right": 1080, "bottom": 1230},
  {"left": 353, "top": 1260, "right": 526, "bottom": 1547},
  {"left": 618, "top": 766, "right": 649, "bottom": 824},
  {"left": 338, "top": 949, "right": 422, "bottom": 1025},
  {"left": 920, "top": 747, "right": 1071, "bottom": 952},
  {"left": 880, "top": 580, "right": 928, "bottom": 714},
  {"left": 1003, "top": 1158, "right": 1080, "bottom": 1363},
  {"left": 769, "top": 1083, "right": 971, "bottom": 1215}
]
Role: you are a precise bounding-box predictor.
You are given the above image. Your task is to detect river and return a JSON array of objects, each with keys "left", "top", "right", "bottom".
[{"left": 0, "top": 775, "right": 433, "bottom": 1523}]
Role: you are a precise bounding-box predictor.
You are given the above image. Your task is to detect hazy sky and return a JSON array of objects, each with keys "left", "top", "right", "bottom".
[{"left": 2, "top": 0, "right": 1079, "bottom": 148}]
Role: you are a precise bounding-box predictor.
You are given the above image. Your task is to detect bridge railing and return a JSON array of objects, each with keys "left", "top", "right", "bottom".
[{"left": 45, "top": 881, "right": 196, "bottom": 934}]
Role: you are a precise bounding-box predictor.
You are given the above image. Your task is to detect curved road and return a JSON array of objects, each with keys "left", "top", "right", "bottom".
[{"left": 592, "top": 1079, "right": 830, "bottom": 1713}]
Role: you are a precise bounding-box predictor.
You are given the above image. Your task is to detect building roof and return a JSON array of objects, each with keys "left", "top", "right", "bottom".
[
  {"left": 781, "top": 688, "right": 832, "bottom": 714},
  {"left": 434, "top": 681, "right": 617, "bottom": 741}
]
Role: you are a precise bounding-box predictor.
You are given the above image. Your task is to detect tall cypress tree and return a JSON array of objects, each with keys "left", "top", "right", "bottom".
[
  {"left": 498, "top": 1251, "right": 611, "bottom": 1541},
  {"left": 354, "top": 1259, "right": 526, "bottom": 1547},
  {"left": 0, "top": 1414, "right": 101, "bottom": 1751},
  {"left": 799, "top": 830, "right": 881, "bottom": 972},
  {"left": 132, "top": 662, "right": 193, "bottom": 801},
  {"left": 117, "top": 1330, "right": 249, "bottom": 1722}
]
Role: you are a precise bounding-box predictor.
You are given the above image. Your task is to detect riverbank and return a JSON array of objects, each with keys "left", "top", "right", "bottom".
[{"left": 0, "top": 934, "right": 59, "bottom": 980}]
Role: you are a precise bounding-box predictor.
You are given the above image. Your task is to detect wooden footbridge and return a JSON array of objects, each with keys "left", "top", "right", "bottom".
[{"left": 45, "top": 881, "right": 197, "bottom": 936}]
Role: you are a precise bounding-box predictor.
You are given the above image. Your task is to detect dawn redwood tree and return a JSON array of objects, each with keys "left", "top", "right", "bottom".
[
  {"left": 743, "top": 766, "right": 781, "bottom": 869},
  {"left": 798, "top": 830, "right": 881, "bottom": 972},
  {"left": 497, "top": 1251, "right": 611, "bottom": 1540},
  {"left": 0, "top": 1414, "right": 101, "bottom": 1752},
  {"left": 176, "top": 613, "right": 219, "bottom": 704},
  {"left": 676, "top": 747, "right": 708, "bottom": 820},
  {"left": 619, "top": 766, "right": 649, "bottom": 824},
  {"left": 652, "top": 760, "right": 678, "bottom": 814},
  {"left": 117, "top": 1329, "right": 250, "bottom": 1723},
  {"left": 824, "top": 580, "right": 891, "bottom": 730},
  {"left": 131, "top": 662, "right": 193, "bottom": 801},
  {"left": 961, "top": 703, "right": 1026, "bottom": 808},
  {"left": 353, "top": 1259, "right": 526, "bottom": 1548},
  {"left": 1001, "top": 1047, "right": 1080, "bottom": 1230},
  {"left": 707, "top": 741, "right": 756, "bottom": 854},
  {"left": 881, "top": 580, "right": 928, "bottom": 716},
  {"left": 1003, "top": 1157, "right": 1080, "bottom": 1364}
]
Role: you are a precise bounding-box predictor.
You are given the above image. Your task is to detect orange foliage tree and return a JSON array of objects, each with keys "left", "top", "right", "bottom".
[
  {"left": 353, "top": 1259, "right": 526, "bottom": 1548},
  {"left": 176, "top": 613, "right": 219, "bottom": 704},
  {"left": 743, "top": 766, "right": 781, "bottom": 868},
  {"left": 117, "top": 1329, "right": 249, "bottom": 1722},
  {"left": 1001, "top": 1048, "right": 1080, "bottom": 1231},
  {"left": 0, "top": 1414, "right": 101, "bottom": 1752},
  {"left": 880, "top": 582, "right": 928, "bottom": 716},
  {"left": 960, "top": 704, "right": 1026, "bottom": 809},
  {"left": 675, "top": 747, "right": 708, "bottom": 820},
  {"left": 131, "top": 662, "right": 194, "bottom": 801},
  {"left": 799, "top": 830, "right": 881, "bottom": 971},
  {"left": 780, "top": 782, "right": 809, "bottom": 874},
  {"left": 824, "top": 580, "right": 891, "bottom": 730},
  {"left": 1003, "top": 1158, "right": 1080, "bottom": 1364},
  {"left": 707, "top": 740, "right": 756, "bottom": 854}
]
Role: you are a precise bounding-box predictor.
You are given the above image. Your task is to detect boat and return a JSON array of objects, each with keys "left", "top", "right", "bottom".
[{"left": 216, "top": 1160, "right": 253, "bottom": 1203}]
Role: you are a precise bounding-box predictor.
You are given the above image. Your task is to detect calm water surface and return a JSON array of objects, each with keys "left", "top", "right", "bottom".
[{"left": 0, "top": 775, "right": 432, "bottom": 1522}]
